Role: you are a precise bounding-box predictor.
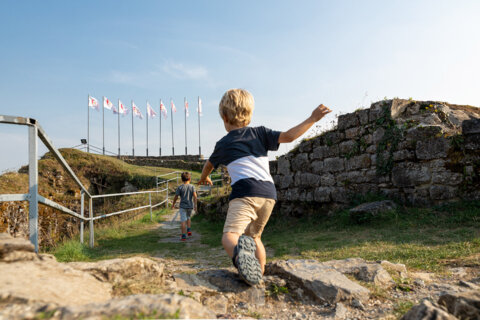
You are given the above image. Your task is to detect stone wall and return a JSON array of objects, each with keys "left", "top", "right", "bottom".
[
  {"left": 119, "top": 155, "right": 205, "bottom": 171},
  {"left": 270, "top": 99, "right": 480, "bottom": 215}
]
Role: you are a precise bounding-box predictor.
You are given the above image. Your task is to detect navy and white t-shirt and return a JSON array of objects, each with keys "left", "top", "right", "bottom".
[{"left": 209, "top": 126, "right": 281, "bottom": 201}]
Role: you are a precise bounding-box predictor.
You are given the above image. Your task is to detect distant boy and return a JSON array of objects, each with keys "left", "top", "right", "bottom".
[
  {"left": 172, "top": 172, "right": 197, "bottom": 241},
  {"left": 198, "top": 88, "right": 331, "bottom": 285}
]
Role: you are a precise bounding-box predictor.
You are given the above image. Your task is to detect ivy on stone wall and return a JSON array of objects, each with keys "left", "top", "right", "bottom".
[{"left": 375, "top": 103, "right": 404, "bottom": 176}]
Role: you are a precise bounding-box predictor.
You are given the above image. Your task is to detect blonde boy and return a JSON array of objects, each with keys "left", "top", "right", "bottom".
[{"left": 198, "top": 89, "right": 331, "bottom": 285}]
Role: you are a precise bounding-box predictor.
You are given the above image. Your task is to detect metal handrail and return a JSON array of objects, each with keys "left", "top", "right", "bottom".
[{"left": 0, "top": 115, "right": 175, "bottom": 252}]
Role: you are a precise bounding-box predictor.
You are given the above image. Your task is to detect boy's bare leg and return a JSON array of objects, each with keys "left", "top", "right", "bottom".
[
  {"left": 187, "top": 219, "right": 191, "bottom": 229},
  {"left": 181, "top": 221, "right": 187, "bottom": 234},
  {"left": 253, "top": 237, "right": 266, "bottom": 274},
  {"left": 222, "top": 232, "right": 240, "bottom": 258}
]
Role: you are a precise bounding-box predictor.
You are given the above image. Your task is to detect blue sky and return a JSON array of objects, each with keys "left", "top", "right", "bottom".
[{"left": 1, "top": 0, "right": 479, "bottom": 171}]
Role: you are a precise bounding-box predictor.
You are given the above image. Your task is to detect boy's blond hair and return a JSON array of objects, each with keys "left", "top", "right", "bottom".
[{"left": 219, "top": 89, "right": 254, "bottom": 127}]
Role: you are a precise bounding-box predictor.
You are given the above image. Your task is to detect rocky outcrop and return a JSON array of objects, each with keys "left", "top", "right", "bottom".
[
  {"left": 438, "top": 291, "right": 480, "bottom": 320},
  {"left": 68, "top": 256, "right": 164, "bottom": 285},
  {"left": 267, "top": 259, "right": 371, "bottom": 306},
  {"left": 0, "top": 234, "right": 112, "bottom": 307},
  {"left": 270, "top": 99, "right": 480, "bottom": 214},
  {"left": 401, "top": 300, "right": 457, "bottom": 320}
]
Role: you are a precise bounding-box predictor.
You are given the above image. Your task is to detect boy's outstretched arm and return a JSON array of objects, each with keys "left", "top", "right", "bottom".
[
  {"left": 278, "top": 104, "right": 332, "bottom": 143},
  {"left": 198, "top": 160, "right": 214, "bottom": 185}
]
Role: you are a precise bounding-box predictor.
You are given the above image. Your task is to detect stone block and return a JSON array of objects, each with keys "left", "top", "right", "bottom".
[
  {"left": 324, "top": 157, "right": 345, "bottom": 172},
  {"left": 416, "top": 138, "right": 450, "bottom": 159},
  {"left": 295, "top": 172, "right": 321, "bottom": 188},
  {"left": 462, "top": 118, "right": 480, "bottom": 134},
  {"left": 331, "top": 187, "right": 349, "bottom": 203},
  {"left": 291, "top": 153, "right": 309, "bottom": 171},
  {"left": 345, "top": 127, "right": 362, "bottom": 139},
  {"left": 339, "top": 140, "right": 357, "bottom": 155},
  {"left": 430, "top": 185, "right": 456, "bottom": 200},
  {"left": 357, "top": 109, "right": 370, "bottom": 125},
  {"left": 322, "top": 131, "right": 345, "bottom": 145},
  {"left": 431, "top": 171, "right": 463, "bottom": 186},
  {"left": 363, "top": 134, "right": 373, "bottom": 144},
  {"left": 392, "top": 150, "right": 414, "bottom": 161},
  {"left": 277, "top": 157, "right": 291, "bottom": 175},
  {"left": 279, "top": 174, "right": 294, "bottom": 189},
  {"left": 299, "top": 139, "right": 314, "bottom": 153},
  {"left": 405, "top": 126, "right": 443, "bottom": 143},
  {"left": 465, "top": 133, "right": 480, "bottom": 150},
  {"left": 311, "top": 145, "right": 338, "bottom": 160},
  {"left": 366, "top": 145, "right": 377, "bottom": 154},
  {"left": 392, "top": 164, "right": 431, "bottom": 187},
  {"left": 345, "top": 154, "right": 372, "bottom": 171},
  {"left": 311, "top": 160, "right": 324, "bottom": 174},
  {"left": 285, "top": 188, "right": 300, "bottom": 201},
  {"left": 320, "top": 173, "right": 336, "bottom": 186},
  {"left": 314, "top": 187, "right": 332, "bottom": 202},
  {"left": 372, "top": 127, "right": 385, "bottom": 144},
  {"left": 338, "top": 113, "right": 360, "bottom": 130}
]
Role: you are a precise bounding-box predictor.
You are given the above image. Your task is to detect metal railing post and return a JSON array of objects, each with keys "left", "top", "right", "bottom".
[
  {"left": 89, "top": 197, "right": 94, "bottom": 248},
  {"left": 149, "top": 193, "right": 152, "bottom": 221},
  {"left": 28, "top": 125, "right": 39, "bottom": 253},
  {"left": 166, "top": 180, "right": 169, "bottom": 208},
  {"left": 80, "top": 191, "right": 84, "bottom": 243},
  {"left": 176, "top": 172, "right": 179, "bottom": 185}
]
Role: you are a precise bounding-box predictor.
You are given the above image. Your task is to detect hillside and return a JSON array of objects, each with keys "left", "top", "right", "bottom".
[{"left": 0, "top": 148, "right": 199, "bottom": 247}]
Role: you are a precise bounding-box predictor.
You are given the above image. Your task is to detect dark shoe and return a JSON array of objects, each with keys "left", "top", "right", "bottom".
[
  {"left": 181, "top": 234, "right": 187, "bottom": 242},
  {"left": 187, "top": 231, "right": 192, "bottom": 236},
  {"left": 236, "top": 235, "right": 262, "bottom": 285}
]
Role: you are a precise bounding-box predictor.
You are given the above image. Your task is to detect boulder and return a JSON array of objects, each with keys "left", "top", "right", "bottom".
[
  {"left": 267, "top": 259, "right": 370, "bottom": 306},
  {"left": 438, "top": 291, "right": 480, "bottom": 320},
  {"left": 401, "top": 300, "right": 457, "bottom": 320},
  {"left": 349, "top": 200, "right": 397, "bottom": 224},
  {"left": 57, "top": 294, "right": 216, "bottom": 319},
  {"left": 68, "top": 257, "right": 164, "bottom": 285},
  {"left": 320, "top": 258, "right": 395, "bottom": 288},
  {"left": 0, "top": 233, "right": 112, "bottom": 306}
]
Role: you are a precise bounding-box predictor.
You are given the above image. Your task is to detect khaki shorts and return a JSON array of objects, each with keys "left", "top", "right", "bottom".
[{"left": 223, "top": 197, "right": 276, "bottom": 238}]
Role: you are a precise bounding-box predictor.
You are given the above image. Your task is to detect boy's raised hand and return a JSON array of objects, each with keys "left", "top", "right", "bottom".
[
  {"left": 311, "top": 104, "right": 332, "bottom": 122},
  {"left": 198, "top": 176, "right": 213, "bottom": 186}
]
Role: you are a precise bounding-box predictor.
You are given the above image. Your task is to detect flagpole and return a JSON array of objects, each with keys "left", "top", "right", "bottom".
[
  {"left": 87, "top": 94, "right": 90, "bottom": 153},
  {"left": 146, "top": 101, "right": 149, "bottom": 157},
  {"left": 132, "top": 101, "right": 135, "bottom": 157},
  {"left": 102, "top": 96, "right": 105, "bottom": 155},
  {"left": 171, "top": 98, "right": 174, "bottom": 156},
  {"left": 159, "top": 99, "right": 162, "bottom": 156},
  {"left": 198, "top": 96, "right": 201, "bottom": 157},
  {"left": 117, "top": 99, "right": 120, "bottom": 157},
  {"left": 184, "top": 97, "right": 187, "bottom": 155}
]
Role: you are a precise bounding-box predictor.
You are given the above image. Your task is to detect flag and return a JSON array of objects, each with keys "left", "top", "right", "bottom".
[
  {"left": 113, "top": 105, "right": 119, "bottom": 114},
  {"left": 88, "top": 96, "right": 99, "bottom": 110},
  {"left": 147, "top": 102, "right": 157, "bottom": 118},
  {"left": 132, "top": 102, "right": 143, "bottom": 119},
  {"left": 119, "top": 100, "right": 128, "bottom": 115},
  {"left": 160, "top": 101, "right": 167, "bottom": 119},
  {"left": 171, "top": 100, "right": 177, "bottom": 113},
  {"left": 103, "top": 97, "right": 113, "bottom": 110},
  {"left": 197, "top": 97, "right": 202, "bottom": 116},
  {"left": 185, "top": 99, "right": 189, "bottom": 117}
]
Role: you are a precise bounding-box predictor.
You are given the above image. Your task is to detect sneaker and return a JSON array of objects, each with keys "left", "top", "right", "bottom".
[
  {"left": 187, "top": 231, "right": 192, "bottom": 236},
  {"left": 181, "top": 234, "right": 187, "bottom": 242},
  {"left": 236, "top": 235, "right": 262, "bottom": 286}
]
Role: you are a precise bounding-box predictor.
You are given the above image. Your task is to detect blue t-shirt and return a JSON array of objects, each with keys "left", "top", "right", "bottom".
[
  {"left": 175, "top": 184, "right": 196, "bottom": 209},
  {"left": 209, "top": 126, "right": 281, "bottom": 201}
]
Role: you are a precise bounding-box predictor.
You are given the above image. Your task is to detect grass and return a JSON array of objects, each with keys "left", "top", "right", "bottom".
[
  {"left": 194, "top": 200, "right": 480, "bottom": 273},
  {"left": 51, "top": 208, "right": 203, "bottom": 262}
]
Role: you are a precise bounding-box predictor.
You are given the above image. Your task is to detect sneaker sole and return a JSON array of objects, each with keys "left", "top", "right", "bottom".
[{"left": 236, "top": 235, "right": 262, "bottom": 285}]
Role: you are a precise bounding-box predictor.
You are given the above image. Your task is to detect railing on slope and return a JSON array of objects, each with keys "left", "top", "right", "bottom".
[{"left": 0, "top": 115, "right": 172, "bottom": 252}]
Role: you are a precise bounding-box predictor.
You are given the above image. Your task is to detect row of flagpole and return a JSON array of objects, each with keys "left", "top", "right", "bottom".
[{"left": 87, "top": 95, "right": 203, "bottom": 157}]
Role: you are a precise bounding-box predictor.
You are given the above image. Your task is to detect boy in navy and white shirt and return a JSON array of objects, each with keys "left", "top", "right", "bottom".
[{"left": 198, "top": 89, "right": 331, "bottom": 285}]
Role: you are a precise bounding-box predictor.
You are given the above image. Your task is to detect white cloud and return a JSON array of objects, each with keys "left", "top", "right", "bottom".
[{"left": 162, "top": 61, "right": 208, "bottom": 80}]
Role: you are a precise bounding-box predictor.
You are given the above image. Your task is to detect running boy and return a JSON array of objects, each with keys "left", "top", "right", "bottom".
[
  {"left": 171, "top": 172, "right": 197, "bottom": 241},
  {"left": 198, "top": 88, "right": 331, "bottom": 285}
]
